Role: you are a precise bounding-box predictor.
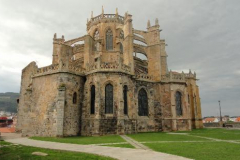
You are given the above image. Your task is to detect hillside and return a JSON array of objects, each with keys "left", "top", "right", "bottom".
[{"left": 0, "top": 92, "right": 19, "bottom": 113}]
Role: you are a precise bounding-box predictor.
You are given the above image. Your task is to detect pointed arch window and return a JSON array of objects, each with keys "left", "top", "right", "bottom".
[
  {"left": 73, "top": 92, "right": 77, "bottom": 104},
  {"left": 120, "top": 43, "right": 123, "bottom": 54},
  {"left": 105, "top": 84, "right": 113, "bottom": 113},
  {"left": 90, "top": 85, "right": 95, "bottom": 114},
  {"left": 123, "top": 85, "right": 128, "bottom": 115},
  {"left": 175, "top": 91, "right": 183, "bottom": 116},
  {"left": 106, "top": 29, "right": 113, "bottom": 50},
  {"left": 138, "top": 88, "right": 148, "bottom": 116}
]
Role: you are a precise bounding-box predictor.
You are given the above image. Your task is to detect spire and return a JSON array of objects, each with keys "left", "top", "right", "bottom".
[
  {"left": 102, "top": 6, "right": 104, "bottom": 15},
  {"left": 189, "top": 69, "right": 192, "bottom": 74},
  {"left": 124, "top": 12, "right": 127, "bottom": 19},
  {"left": 147, "top": 20, "right": 151, "bottom": 28},
  {"left": 91, "top": 11, "right": 93, "bottom": 18},
  {"left": 116, "top": 8, "right": 118, "bottom": 16},
  {"left": 155, "top": 18, "right": 159, "bottom": 26},
  {"left": 54, "top": 33, "right": 57, "bottom": 39}
]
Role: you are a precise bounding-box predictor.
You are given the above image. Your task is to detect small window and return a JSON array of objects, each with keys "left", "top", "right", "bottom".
[
  {"left": 105, "top": 84, "right": 113, "bottom": 113},
  {"left": 94, "top": 30, "right": 100, "bottom": 51},
  {"left": 90, "top": 85, "right": 95, "bottom": 114},
  {"left": 106, "top": 29, "right": 113, "bottom": 50},
  {"left": 123, "top": 85, "right": 128, "bottom": 115},
  {"left": 175, "top": 91, "right": 183, "bottom": 116},
  {"left": 119, "top": 30, "right": 124, "bottom": 39},
  {"left": 73, "top": 92, "right": 77, "bottom": 104},
  {"left": 120, "top": 43, "right": 123, "bottom": 54},
  {"left": 138, "top": 88, "right": 148, "bottom": 116},
  {"left": 94, "top": 30, "right": 99, "bottom": 40}
]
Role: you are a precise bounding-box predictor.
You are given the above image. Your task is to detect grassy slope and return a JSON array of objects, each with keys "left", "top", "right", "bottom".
[
  {"left": 0, "top": 141, "right": 115, "bottom": 160},
  {"left": 31, "top": 135, "right": 125, "bottom": 145}
]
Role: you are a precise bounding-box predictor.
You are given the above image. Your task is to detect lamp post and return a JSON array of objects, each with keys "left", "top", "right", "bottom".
[{"left": 218, "top": 100, "right": 222, "bottom": 122}]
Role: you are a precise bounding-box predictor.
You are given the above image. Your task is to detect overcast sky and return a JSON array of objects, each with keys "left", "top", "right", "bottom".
[{"left": 0, "top": 0, "right": 239, "bottom": 117}]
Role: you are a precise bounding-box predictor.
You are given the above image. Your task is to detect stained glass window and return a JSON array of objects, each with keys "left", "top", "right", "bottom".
[
  {"left": 106, "top": 29, "right": 113, "bottom": 50},
  {"left": 123, "top": 85, "right": 128, "bottom": 115},
  {"left": 138, "top": 88, "right": 148, "bottom": 116},
  {"left": 105, "top": 84, "right": 113, "bottom": 113},
  {"left": 90, "top": 85, "right": 95, "bottom": 114},
  {"left": 175, "top": 91, "right": 183, "bottom": 116}
]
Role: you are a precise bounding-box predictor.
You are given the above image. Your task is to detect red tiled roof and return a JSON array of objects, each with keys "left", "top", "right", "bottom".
[
  {"left": 0, "top": 127, "right": 15, "bottom": 133},
  {"left": 204, "top": 118, "right": 216, "bottom": 122}
]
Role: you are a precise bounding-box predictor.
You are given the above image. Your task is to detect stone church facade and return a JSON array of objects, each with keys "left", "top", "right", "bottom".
[{"left": 16, "top": 9, "right": 203, "bottom": 137}]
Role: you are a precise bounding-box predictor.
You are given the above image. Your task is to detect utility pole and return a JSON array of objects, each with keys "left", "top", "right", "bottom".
[{"left": 218, "top": 100, "right": 222, "bottom": 122}]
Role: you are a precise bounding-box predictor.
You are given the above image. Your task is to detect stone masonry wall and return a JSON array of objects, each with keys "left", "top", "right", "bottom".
[{"left": 81, "top": 73, "right": 162, "bottom": 136}]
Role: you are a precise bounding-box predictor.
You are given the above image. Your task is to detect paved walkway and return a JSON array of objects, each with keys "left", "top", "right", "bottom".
[
  {"left": 120, "top": 135, "right": 151, "bottom": 150},
  {"left": 1, "top": 133, "right": 191, "bottom": 160}
]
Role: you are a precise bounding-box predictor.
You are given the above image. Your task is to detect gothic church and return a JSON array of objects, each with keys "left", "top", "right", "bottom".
[{"left": 17, "top": 8, "right": 203, "bottom": 137}]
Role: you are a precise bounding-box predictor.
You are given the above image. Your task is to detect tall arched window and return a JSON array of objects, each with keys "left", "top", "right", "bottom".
[
  {"left": 90, "top": 85, "right": 95, "bottom": 114},
  {"left": 73, "top": 92, "right": 77, "bottom": 104},
  {"left": 123, "top": 85, "right": 128, "bottom": 115},
  {"left": 106, "top": 29, "right": 113, "bottom": 50},
  {"left": 105, "top": 84, "right": 113, "bottom": 113},
  {"left": 120, "top": 43, "right": 123, "bottom": 54},
  {"left": 175, "top": 91, "right": 183, "bottom": 116},
  {"left": 138, "top": 88, "right": 148, "bottom": 116}
]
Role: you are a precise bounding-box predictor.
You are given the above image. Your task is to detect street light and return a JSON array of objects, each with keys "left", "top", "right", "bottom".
[{"left": 218, "top": 100, "right": 222, "bottom": 122}]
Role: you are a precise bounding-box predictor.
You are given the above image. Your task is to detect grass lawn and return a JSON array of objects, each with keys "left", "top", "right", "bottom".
[
  {"left": 128, "top": 128, "right": 240, "bottom": 160},
  {"left": 31, "top": 135, "right": 125, "bottom": 145},
  {"left": 0, "top": 140, "right": 115, "bottom": 160},
  {"left": 145, "top": 142, "right": 240, "bottom": 160},
  {"left": 127, "top": 132, "right": 209, "bottom": 142},
  {"left": 179, "top": 128, "right": 240, "bottom": 140}
]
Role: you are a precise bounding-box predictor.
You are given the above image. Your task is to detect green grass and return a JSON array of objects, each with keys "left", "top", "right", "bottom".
[
  {"left": 127, "top": 132, "right": 209, "bottom": 142},
  {"left": 0, "top": 141, "right": 115, "bottom": 160},
  {"left": 31, "top": 135, "right": 125, "bottom": 145},
  {"left": 178, "top": 128, "right": 240, "bottom": 140},
  {"left": 127, "top": 129, "right": 240, "bottom": 160},
  {"left": 145, "top": 142, "right": 240, "bottom": 160},
  {"left": 100, "top": 143, "right": 135, "bottom": 148}
]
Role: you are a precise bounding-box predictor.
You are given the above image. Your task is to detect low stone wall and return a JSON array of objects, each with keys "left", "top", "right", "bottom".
[
  {"left": 203, "top": 123, "right": 221, "bottom": 128},
  {"left": 203, "top": 122, "right": 240, "bottom": 128},
  {"left": 224, "top": 122, "right": 240, "bottom": 128}
]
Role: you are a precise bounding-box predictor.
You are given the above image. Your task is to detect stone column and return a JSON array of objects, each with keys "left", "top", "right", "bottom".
[
  {"left": 56, "top": 86, "right": 66, "bottom": 137},
  {"left": 170, "top": 86, "right": 177, "bottom": 131}
]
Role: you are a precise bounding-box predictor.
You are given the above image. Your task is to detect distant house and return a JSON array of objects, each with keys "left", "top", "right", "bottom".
[
  {"left": 229, "top": 117, "right": 237, "bottom": 122},
  {"left": 203, "top": 117, "right": 219, "bottom": 123},
  {"left": 235, "top": 117, "right": 240, "bottom": 122}
]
